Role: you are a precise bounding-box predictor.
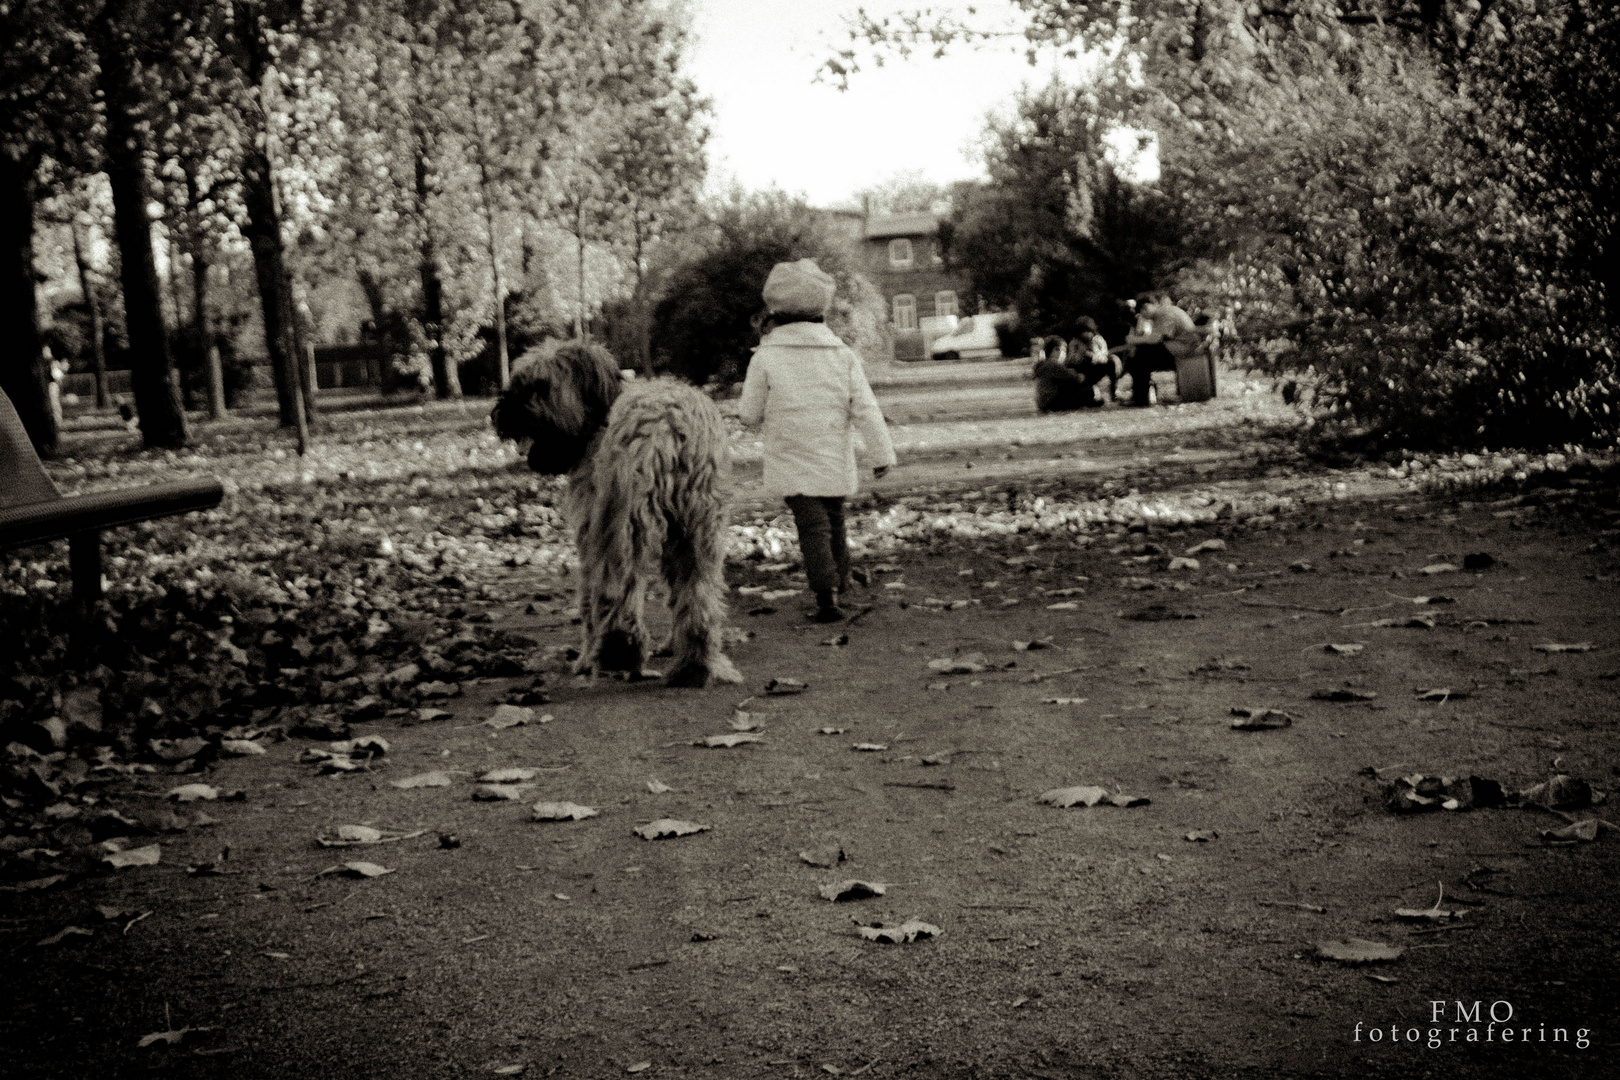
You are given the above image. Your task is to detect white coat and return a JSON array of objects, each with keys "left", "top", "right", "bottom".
[{"left": 737, "top": 322, "right": 897, "bottom": 499}]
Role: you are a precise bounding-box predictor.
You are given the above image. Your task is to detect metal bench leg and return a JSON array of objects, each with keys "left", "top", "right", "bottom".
[{"left": 69, "top": 530, "right": 102, "bottom": 612}]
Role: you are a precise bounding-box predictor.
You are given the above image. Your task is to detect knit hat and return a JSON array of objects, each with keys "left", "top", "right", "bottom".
[{"left": 762, "top": 259, "right": 835, "bottom": 316}]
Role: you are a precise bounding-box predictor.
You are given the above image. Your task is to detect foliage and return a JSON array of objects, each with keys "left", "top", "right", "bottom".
[
  {"left": 648, "top": 189, "right": 886, "bottom": 387},
  {"left": 829, "top": 0, "right": 1618, "bottom": 450},
  {"left": 949, "top": 80, "right": 1190, "bottom": 346}
]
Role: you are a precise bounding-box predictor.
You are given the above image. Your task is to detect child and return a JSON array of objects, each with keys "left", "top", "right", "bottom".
[
  {"left": 1034, "top": 335, "right": 1100, "bottom": 412},
  {"left": 737, "top": 259, "right": 897, "bottom": 623}
]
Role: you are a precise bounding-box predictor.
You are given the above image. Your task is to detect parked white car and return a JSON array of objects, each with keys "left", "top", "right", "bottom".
[{"left": 928, "top": 312, "right": 1012, "bottom": 360}]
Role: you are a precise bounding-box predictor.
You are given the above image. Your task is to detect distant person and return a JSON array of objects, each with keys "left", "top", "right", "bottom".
[
  {"left": 1123, "top": 292, "right": 1201, "bottom": 406},
  {"left": 1033, "top": 335, "right": 1099, "bottom": 413},
  {"left": 738, "top": 259, "right": 896, "bottom": 624},
  {"left": 1069, "top": 317, "right": 1121, "bottom": 402},
  {"left": 45, "top": 348, "right": 63, "bottom": 426}
]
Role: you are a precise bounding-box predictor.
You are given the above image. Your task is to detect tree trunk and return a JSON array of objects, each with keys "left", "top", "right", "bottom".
[
  {"left": 467, "top": 95, "right": 510, "bottom": 390},
  {"left": 239, "top": 14, "right": 313, "bottom": 431},
  {"left": 70, "top": 221, "right": 109, "bottom": 410},
  {"left": 0, "top": 149, "right": 56, "bottom": 457},
  {"left": 96, "top": 17, "right": 187, "bottom": 450},
  {"left": 240, "top": 144, "right": 303, "bottom": 428},
  {"left": 414, "top": 136, "right": 458, "bottom": 399}
]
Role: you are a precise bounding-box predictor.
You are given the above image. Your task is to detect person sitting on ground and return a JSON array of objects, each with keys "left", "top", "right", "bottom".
[
  {"left": 1033, "top": 335, "right": 1100, "bottom": 413},
  {"left": 1068, "top": 317, "right": 1121, "bottom": 402}
]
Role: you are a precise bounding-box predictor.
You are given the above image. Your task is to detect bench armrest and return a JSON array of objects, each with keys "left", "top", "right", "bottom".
[{"left": 0, "top": 478, "right": 225, "bottom": 551}]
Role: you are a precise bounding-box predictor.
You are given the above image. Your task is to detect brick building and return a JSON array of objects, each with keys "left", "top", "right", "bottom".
[{"left": 860, "top": 213, "right": 972, "bottom": 361}]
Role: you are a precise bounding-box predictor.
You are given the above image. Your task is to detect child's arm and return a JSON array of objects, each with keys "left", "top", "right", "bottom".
[
  {"left": 847, "top": 353, "right": 896, "bottom": 471},
  {"left": 736, "top": 352, "right": 768, "bottom": 426}
]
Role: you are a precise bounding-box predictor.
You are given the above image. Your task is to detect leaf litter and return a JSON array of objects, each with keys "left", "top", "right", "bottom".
[{"left": 532, "top": 802, "right": 600, "bottom": 822}]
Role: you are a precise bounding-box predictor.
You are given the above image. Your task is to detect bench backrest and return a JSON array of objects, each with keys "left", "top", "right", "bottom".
[{"left": 1, "top": 389, "right": 64, "bottom": 509}]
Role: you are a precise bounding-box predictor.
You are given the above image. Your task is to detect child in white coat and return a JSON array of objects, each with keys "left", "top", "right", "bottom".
[{"left": 737, "top": 259, "right": 897, "bottom": 622}]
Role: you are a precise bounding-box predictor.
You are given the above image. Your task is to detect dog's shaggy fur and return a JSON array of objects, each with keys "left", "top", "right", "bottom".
[{"left": 492, "top": 342, "right": 741, "bottom": 687}]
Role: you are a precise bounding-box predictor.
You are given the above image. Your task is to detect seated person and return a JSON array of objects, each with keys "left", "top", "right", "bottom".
[
  {"left": 1122, "top": 292, "right": 1202, "bottom": 405},
  {"left": 1033, "top": 335, "right": 1102, "bottom": 413},
  {"left": 1068, "top": 317, "right": 1121, "bottom": 401}
]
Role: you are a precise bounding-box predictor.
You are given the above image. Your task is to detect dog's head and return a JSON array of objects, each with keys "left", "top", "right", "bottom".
[{"left": 492, "top": 341, "right": 624, "bottom": 474}]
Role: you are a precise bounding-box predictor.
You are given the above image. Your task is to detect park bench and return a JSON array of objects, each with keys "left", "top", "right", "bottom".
[{"left": 0, "top": 388, "right": 223, "bottom": 616}]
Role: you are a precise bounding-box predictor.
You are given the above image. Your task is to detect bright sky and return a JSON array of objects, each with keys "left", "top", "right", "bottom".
[{"left": 683, "top": 0, "right": 1111, "bottom": 207}]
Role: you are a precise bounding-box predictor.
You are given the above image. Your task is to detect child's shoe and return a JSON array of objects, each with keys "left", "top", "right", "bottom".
[{"left": 812, "top": 590, "right": 845, "bottom": 623}]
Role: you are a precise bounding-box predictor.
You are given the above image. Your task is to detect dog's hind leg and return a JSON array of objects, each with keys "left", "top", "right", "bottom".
[
  {"left": 661, "top": 513, "right": 742, "bottom": 688},
  {"left": 575, "top": 465, "right": 661, "bottom": 676}
]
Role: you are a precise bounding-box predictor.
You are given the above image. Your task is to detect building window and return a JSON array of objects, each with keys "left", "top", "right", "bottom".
[
  {"left": 934, "top": 291, "right": 959, "bottom": 318},
  {"left": 892, "top": 294, "right": 917, "bottom": 330},
  {"left": 888, "top": 238, "right": 914, "bottom": 269}
]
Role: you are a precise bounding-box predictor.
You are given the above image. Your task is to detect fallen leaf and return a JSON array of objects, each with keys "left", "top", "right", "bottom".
[
  {"left": 820, "top": 634, "right": 850, "bottom": 647},
  {"left": 390, "top": 771, "right": 453, "bottom": 789},
  {"left": 531, "top": 802, "right": 600, "bottom": 822},
  {"left": 322, "top": 861, "right": 393, "bottom": 878},
  {"left": 1395, "top": 906, "right": 1467, "bottom": 921},
  {"left": 1012, "top": 638, "right": 1054, "bottom": 651},
  {"left": 1533, "top": 642, "right": 1593, "bottom": 654},
  {"left": 851, "top": 743, "right": 889, "bottom": 752},
  {"left": 472, "top": 784, "right": 533, "bottom": 801},
  {"left": 137, "top": 1027, "right": 215, "bottom": 1048},
  {"left": 1184, "top": 830, "right": 1219, "bottom": 842},
  {"left": 728, "top": 712, "right": 763, "bottom": 732},
  {"left": 634, "top": 819, "right": 710, "bottom": 840},
  {"left": 1420, "top": 563, "right": 1458, "bottom": 575},
  {"left": 698, "top": 733, "right": 765, "bottom": 748},
  {"left": 799, "top": 845, "right": 845, "bottom": 868},
  {"left": 492, "top": 1066, "right": 527, "bottom": 1076},
  {"left": 1185, "top": 539, "right": 1227, "bottom": 555},
  {"left": 927, "top": 653, "right": 989, "bottom": 674},
  {"left": 1046, "top": 601, "right": 1080, "bottom": 610},
  {"left": 856, "top": 919, "right": 941, "bottom": 944},
  {"left": 1415, "top": 687, "right": 1468, "bottom": 701},
  {"left": 478, "top": 768, "right": 538, "bottom": 783},
  {"left": 1542, "top": 820, "right": 1600, "bottom": 843},
  {"left": 167, "top": 783, "right": 221, "bottom": 803},
  {"left": 485, "top": 705, "right": 534, "bottom": 729},
  {"left": 817, "top": 727, "right": 847, "bottom": 735},
  {"left": 1310, "top": 688, "right": 1378, "bottom": 702},
  {"left": 1168, "top": 557, "right": 1200, "bottom": 572},
  {"left": 220, "top": 740, "right": 266, "bottom": 757},
  {"left": 1326, "top": 643, "right": 1364, "bottom": 655},
  {"left": 1040, "top": 697, "right": 1087, "bottom": 705},
  {"left": 764, "top": 678, "right": 807, "bottom": 695},
  {"left": 329, "top": 825, "right": 383, "bottom": 844},
  {"left": 761, "top": 589, "right": 801, "bottom": 602},
  {"left": 1366, "top": 973, "right": 1400, "bottom": 984},
  {"left": 36, "top": 926, "right": 93, "bottom": 947},
  {"left": 1039, "top": 785, "right": 1106, "bottom": 807},
  {"left": 926, "top": 682, "right": 950, "bottom": 691},
  {"left": 646, "top": 779, "right": 673, "bottom": 794},
  {"left": 1229, "top": 707, "right": 1295, "bottom": 730},
  {"left": 0, "top": 875, "right": 67, "bottom": 893},
  {"left": 104, "top": 844, "right": 161, "bottom": 869},
  {"left": 819, "top": 879, "right": 886, "bottom": 902},
  {"left": 1316, "top": 939, "right": 1402, "bottom": 964}
]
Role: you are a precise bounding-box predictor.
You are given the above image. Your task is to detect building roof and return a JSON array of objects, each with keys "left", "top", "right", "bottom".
[{"left": 864, "top": 212, "right": 941, "bottom": 240}]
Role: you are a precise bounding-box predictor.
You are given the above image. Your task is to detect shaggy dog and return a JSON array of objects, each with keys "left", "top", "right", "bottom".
[{"left": 492, "top": 342, "right": 741, "bottom": 687}]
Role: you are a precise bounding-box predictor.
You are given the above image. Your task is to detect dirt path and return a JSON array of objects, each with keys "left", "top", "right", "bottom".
[{"left": 6, "top": 377, "right": 1618, "bottom": 1080}]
